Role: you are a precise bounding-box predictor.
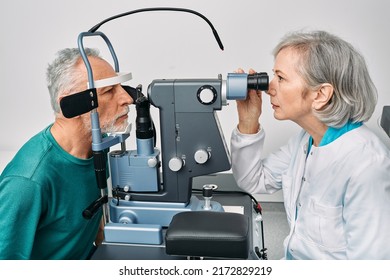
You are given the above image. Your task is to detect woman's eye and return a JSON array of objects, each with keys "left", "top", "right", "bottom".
[{"left": 272, "top": 72, "right": 284, "bottom": 82}]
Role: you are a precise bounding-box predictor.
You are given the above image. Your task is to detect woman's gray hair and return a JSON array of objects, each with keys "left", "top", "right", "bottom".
[
  {"left": 46, "top": 48, "right": 101, "bottom": 115},
  {"left": 273, "top": 30, "right": 377, "bottom": 127}
]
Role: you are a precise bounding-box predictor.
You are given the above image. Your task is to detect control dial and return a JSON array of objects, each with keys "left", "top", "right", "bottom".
[
  {"left": 147, "top": 157, "right": 158, "bottom": 168},
  {"left": 169, "top": 157, "right": 184, "bottom": 172},
  {"left": 194, "top": 149, "right": 210, "bottom": 164},
  {"left": 197, "top": 85, "right": 217, "bottom": 105}
]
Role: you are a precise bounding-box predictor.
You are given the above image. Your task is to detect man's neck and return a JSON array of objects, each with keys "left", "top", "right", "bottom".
[{"left": 51, "top": 118, "right": 93, "bottom": 159}]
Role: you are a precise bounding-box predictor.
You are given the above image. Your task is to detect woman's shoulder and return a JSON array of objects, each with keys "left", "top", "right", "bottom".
[{"left": 346, "top": 125, "right": 390, "bottom": 154}]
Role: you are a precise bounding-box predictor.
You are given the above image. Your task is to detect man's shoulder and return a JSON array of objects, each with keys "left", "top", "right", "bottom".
[{"left": 1, "top": 126, "right": 54, "bottom": 180}]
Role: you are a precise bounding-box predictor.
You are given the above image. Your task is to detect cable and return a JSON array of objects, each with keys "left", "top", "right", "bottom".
[
  {"left": 193, "top": 188, "right": 260, "bottom": 212},
  {"left": 88, "top": 7, "right": 224, "bottom": 50}
]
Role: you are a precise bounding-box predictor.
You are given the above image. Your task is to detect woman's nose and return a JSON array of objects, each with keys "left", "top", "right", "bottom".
[{"left": 266, "top": 77, "right": 277, "bottom": 96}]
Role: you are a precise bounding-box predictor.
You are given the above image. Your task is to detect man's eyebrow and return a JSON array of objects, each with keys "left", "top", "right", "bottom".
[{"left": 100, "top": 85, "right": 114, "bottom": 92}]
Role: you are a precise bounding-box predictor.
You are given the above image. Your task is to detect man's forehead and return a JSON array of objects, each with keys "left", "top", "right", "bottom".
[{"left": 83, "top": 57, "right": 132, "bottom": 88}]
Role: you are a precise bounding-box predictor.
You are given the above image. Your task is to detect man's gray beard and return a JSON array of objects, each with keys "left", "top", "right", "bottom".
[
  {"left": 102, "top": 118, "right": 129, "bottom": 134},
  {"left": 81, "top": 115, "right": 129, "bottom": 134}
]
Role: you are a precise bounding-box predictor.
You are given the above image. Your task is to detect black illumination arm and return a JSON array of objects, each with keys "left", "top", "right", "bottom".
[{"left": 88, "top": 7, "right": 224, "bottom": 51}]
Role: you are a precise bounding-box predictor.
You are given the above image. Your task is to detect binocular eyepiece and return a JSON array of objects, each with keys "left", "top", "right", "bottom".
[
  {"left": 224, "top": 72, "right": 269, "bottom": 101},
  {"left": 247, "top": 72, "right": 269, "bottom": 91}
]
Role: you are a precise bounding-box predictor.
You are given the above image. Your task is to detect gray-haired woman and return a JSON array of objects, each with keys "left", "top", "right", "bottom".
[{"left": 231, "top": 30, "right": 390, "bottom": 259}]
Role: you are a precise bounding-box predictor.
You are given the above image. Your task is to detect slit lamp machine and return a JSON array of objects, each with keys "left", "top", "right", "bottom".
[{"left": 60, "top": 7, "right": 269, "bottom": 259}]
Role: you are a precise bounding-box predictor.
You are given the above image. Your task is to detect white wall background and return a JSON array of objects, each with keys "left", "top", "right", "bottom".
[{"left": 1, "top": 0, "right": 390, "bottom": 183}]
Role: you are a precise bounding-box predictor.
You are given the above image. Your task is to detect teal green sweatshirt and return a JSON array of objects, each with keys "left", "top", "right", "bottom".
[{"left": 0, "top": 125, "right": 101, "bottom": 259}]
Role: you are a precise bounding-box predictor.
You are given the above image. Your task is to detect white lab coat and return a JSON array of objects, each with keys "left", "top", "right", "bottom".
[{"left": 231, "top": 125, "right": 390, "bottom": 259}]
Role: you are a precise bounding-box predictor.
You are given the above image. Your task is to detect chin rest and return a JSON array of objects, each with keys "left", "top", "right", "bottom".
[{"left": 165, "top": 211, "right": 249, "bottom": 259}]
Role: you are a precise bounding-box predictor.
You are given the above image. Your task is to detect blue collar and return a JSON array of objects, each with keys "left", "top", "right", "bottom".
[{"left": 308, "top": 121, "right": 362, "bottom": 153}]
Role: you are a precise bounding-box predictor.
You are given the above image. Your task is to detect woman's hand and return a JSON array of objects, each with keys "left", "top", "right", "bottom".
[{"left": 236, "top": 68, "right": 263, "bottom": 134}]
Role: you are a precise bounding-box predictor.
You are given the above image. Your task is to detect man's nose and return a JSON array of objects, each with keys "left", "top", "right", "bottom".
[{"left": 118, "top": 85, "right": 134, "bottom": 105}]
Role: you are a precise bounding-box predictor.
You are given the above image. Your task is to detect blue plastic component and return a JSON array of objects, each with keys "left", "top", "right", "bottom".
[
  {"left": 104, "top": 223, "right": 163, "bottom": 245},
  {"left": 106, "top": 196, "right": 224, "bottom": 244},
  {"left": 109, "top": 149, "right": 160, "bottom": 192},
  {"left": 226, "top": 73, "right": 248, "bottom": 100}
]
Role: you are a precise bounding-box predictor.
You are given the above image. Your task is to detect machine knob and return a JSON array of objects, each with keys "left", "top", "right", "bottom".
[
  {"left": 194, "top": 149, "right": 210, "bottom": 164},
  {"left": 197, "top": 85, "right": 217, "bottom": 105},
  {"left": 147, "top": 157, "right": 158, "bottom": 167},
  {"left": 169, "top": 157, "right": 184, "bottom": 172}
]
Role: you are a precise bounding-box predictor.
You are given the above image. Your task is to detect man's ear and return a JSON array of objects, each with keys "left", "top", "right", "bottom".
[{"left": 312, "top": 83, "right": 334, "bottom": 110}]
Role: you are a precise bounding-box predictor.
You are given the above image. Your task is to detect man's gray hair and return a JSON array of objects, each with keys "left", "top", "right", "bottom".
[
  {"left": 273, "top": 30, "right": 377, "bottom": 127},
  {"left": 46, "top": 48, "right": 101, "bottom": 115}
]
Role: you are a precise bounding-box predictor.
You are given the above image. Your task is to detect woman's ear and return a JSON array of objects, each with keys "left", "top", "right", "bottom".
[{"left": 312, "top": 83, "right": 334, "bottom": 110}]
